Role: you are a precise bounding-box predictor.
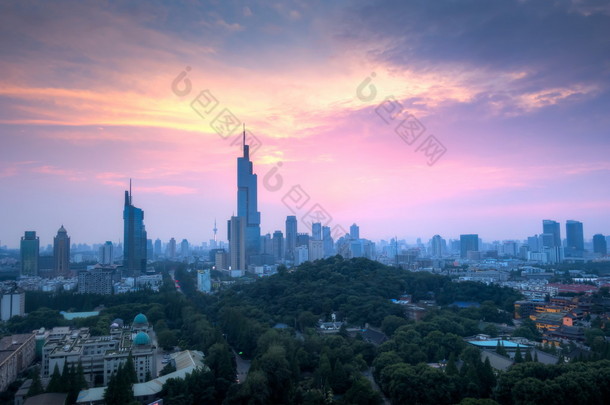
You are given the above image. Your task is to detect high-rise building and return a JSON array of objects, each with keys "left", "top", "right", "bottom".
[
  {"left": 20, "top": 231, "right": 39, "bottom": 277},
  {"left": 350, "top": 223, "right": 360, "bottom": 240},
  {"left": 236, "top": 130, "right": 261, "bottom": 265},
  {"left": 53, "top": 225, "right": 72, "bottom": 277},
  {"left": 180, "top": 239, "right": 189, "bottom": 258},
  {"left": 460, "top": 234, "right": 479, "bottom": 259},
  {"left": 99, "top": 241, "right": 114, "bottom": 265},
  {"left": 123, "top": 186, "right": 147, "bottom": 276},
  {"left": 272, "top": 231, "right": 284, "bottom": 261},
  {"left": 154, "top": 238, "right": 162, "bottom": 259},
  {"left": 146, "top": 239, "right": 153, "bottom": 260},
  {"left": 228, "top": 216, "right": 246, "bottom": 270},
  {"left": 167, "top": 238, "right": 176, "bottom": 260},
  {"left": 527, "top": 235, "right": 540, "bottom": 253},
  {"left": 0, "top": 284, "right": 25, "bottom": 321},
  {"left": 312, "top": 222, "right": 322, "bottom": 241},
  {"left": 593, "top": 234, "right": 607, "bottom": 256},
  {"left": 309, "top": 239, "right": 324, "bottom": 261},
  {"left": 430, "top": 235, "right": 445, "bottom": 257},
  {"left": 322, "top": 226, "right": 334, "bottom": 258},
  {"left": 296, "top": 233, "right": 310, "bottom": 248},
  {"left": 285, "top": 216, "right": 297, "bottom": 261},
  {"left": 565, "top": 220, "right": 584, "bottom": 257},
  {"left": 542, "top": 220, "right": 561, "bottom": 248}
]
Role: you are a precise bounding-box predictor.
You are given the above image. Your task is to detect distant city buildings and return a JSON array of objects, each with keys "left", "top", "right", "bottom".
[
  {"left": 99, "top": 241, "right": 114, "bottom": 265},
  {"left": 77, "top": 265, "right": 119, "bottom": 295}
]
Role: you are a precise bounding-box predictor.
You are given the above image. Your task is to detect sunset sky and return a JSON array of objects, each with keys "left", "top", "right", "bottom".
[{"left": 1, "top": 0, "right": 609, "bottom": 248}]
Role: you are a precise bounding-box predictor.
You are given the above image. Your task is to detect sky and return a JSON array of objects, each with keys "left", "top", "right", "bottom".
[{"left": 1, "top": 0, "right": 609, "bottom": 248}]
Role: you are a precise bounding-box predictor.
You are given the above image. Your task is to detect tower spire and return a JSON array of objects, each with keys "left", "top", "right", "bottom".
[
  {"left": 243, "top": 123, "right": 246, "bottom": 148},
  {"left": 129, "top": 178, "right": 132, "bottom": 204}
]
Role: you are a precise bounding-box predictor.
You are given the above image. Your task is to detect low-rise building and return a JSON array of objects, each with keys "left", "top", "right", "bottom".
[{"left": 0, "top": 333, "right": 36, "bottom": 392}]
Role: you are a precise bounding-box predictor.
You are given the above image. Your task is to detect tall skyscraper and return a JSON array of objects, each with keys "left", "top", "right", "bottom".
[
  {"left": 53, "top": 225, "right": 70, "bottom": 277},
  {"left": 20, "top": 231, "right": 39, "bottom": 277},
  {"left": 236, "top": 129, "right": 261, "bottom": 265},
  {"left": 272, "top": 230, "right": 284, "bottom": 261},
  {"left": 460, "top": 234, "right": 479, "bottom": 259},
  {"left": 312, "top": 222, "right": 322, "bottom": 241},
  {"left": 565, "top": 220, "right": 584, "bottom": 257},
  {"left": 285, "top": 215, "right": 297, "bottom": 261},
  {"left": 228, "top": 216, "right": 246, "bottom": 270},
  {"left": 350, "top": 223, "right": 360, "bottom": 240},
  {"left": 593, "top": 234, "right": 607, "bottom": 256},
  {"left": 123, "top": 186, "right": 147, "bottom": 276},
  {"left": 542, "top": 220, "right": 561, "bottom": 248}
]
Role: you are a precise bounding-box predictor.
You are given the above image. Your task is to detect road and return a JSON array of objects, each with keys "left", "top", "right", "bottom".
[
  {"left": 233, "top": 350, "right": 251, "bottom": 384},
  {"left": 362, "top": 367, "right": 391, "bottom": 405}
]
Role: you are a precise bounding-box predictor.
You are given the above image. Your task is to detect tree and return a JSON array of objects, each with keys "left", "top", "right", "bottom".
[
  {"left": 496, "top": 341, "right": 507, "bottom": 357},
  {"left": 343, "top": 376, "right": 382, "bottom": 405},
  {"left": 46, "top": 364, "right": 63, "bottom": 393},
  {"left": 27, "top": 368, "right": 44, "bottom": 397},
  {"left": 514, "top": 347, "right": 523, "bottom": 363}
]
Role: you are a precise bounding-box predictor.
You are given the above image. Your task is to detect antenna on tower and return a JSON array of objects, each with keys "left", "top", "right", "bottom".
[
  {"left": 242, "top": 123, "right": 246, "bottom": 148},
  {"left": 129, "top": 178, "right": 132, "bottom": 204}
]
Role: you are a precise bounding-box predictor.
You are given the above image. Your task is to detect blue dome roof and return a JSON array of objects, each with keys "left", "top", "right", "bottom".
[
  {"left": 133, "top": 313, "right": 148, "bottom": 325},
  {"left": 134, "top": 332, "right": 150, "bottom": 345}
]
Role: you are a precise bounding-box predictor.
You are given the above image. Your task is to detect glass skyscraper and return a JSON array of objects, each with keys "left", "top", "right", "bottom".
[
  {"left": 285, "top": 216, "right": 297, "bottom": 261},
  {"left": 566, "top": 220, "right": 584, "bottom": 257},
  {"left": 123, "top": 187, "right": 147, "bottom": 276},
  {"left": 20, "top": 231, "right": 39, "bottom": 277},
  {"left": 542, "top": 220, "right": 561, "bottom": 248},
  {"left": 237, "top": 134, "right": 261, "bottom": 264}
]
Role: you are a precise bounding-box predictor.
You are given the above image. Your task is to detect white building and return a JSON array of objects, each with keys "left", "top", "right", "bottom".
[{"left": 197, "top": 269, "right": 211, "bottom": 293}]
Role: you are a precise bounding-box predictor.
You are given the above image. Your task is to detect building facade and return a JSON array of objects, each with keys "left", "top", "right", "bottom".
[
  {"left": 20, "top": 231, "right": 39, "bottom": 277},
  {"left": 123, "top": 188, "right": 147, "bottom": 276}
]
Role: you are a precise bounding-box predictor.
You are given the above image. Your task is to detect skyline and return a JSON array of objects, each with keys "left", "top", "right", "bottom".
[{"left": 1, "top": 1, "right": 610, "bottom": 247}]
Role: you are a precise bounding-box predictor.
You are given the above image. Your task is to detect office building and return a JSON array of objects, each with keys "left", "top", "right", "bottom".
[
  {"left": 430, "top": 235, "right": 445, "bottom": 257},
  {"left": 322, "top": 226, "right": 334, "bottom": 257},
  {"left": 285, "top": 216, "right": 297, "bottom": 261},
  {"left": 99, "top": 241, "right": 114, "bottom": 265},
  {"left": 565, "top": 220, "right": 584, "bottom": 257},
  {"left": 236, "top": 130, "right": 261, "bottom": 265},
  {"left": 542, "top": 220, "right": 561, "bottom": 248},
  {"left": 295, "top": 246, "right": 309, "bottom": 266},
  {"left": 460, "top": 234, "right": 479, "bottom": 259},
  {"left": 312, "top": 222, "right": 322, "bottom": 241},
  {"left": 167, "top": 238, "right": 176, "bottom": 259},
  {"left": 53, "top": 225, "right": 72, "bottom": 277},
  {"left": 228, "top": 216, "right": 246, "bottom": 270},
  {"left": 78, "top": 266, "right": 119, "bottom": 295},
  {"left": 214, "top": 249, "right": 228, "bottom": 270},
  {"left": 593, "top": 234, "right": 607, "bottom": 256},
  {"left": 154, "top": 238, "right": 162, "bottom": 259},
  {"left": 123, "top": 186, "right": 147, "bottom": 276},
  {"left": 20, "top": 231, "right": 39, "bottom": 277},
  {"left": 146, "top": 239, "right": 153, "bottom": 260},
  {"left": 180, "top": 239, "right": 189, "bottom": 258},
  {"left": 272, "top": 231, "right": 284, "bottom": 261},
  {"left": 309, "top": 239, "right": 324, "bottom": 261}
]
